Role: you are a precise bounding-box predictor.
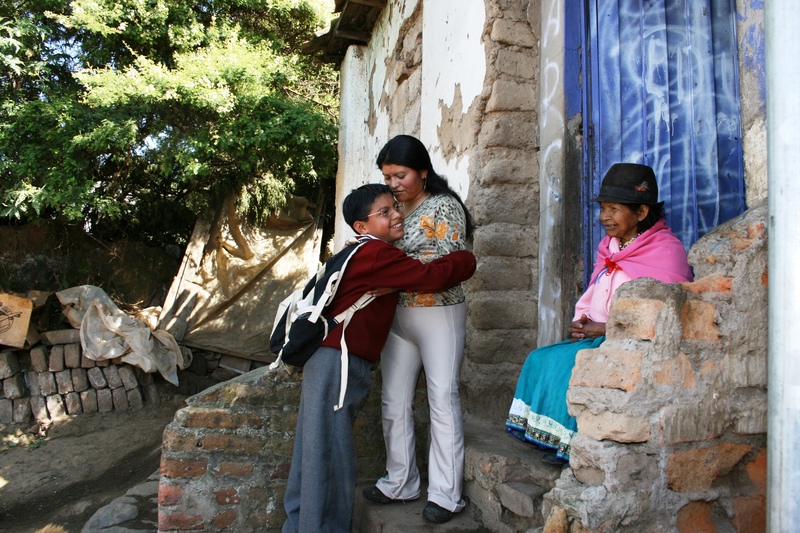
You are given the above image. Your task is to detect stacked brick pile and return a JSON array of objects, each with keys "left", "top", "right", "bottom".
[{"left": 0, "top": 332, "right": 159, "bottom": 425}]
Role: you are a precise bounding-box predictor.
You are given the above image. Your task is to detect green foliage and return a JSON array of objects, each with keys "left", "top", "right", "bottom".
[{"left": 0, "top": 0, "right": 339, "bottom": 246}]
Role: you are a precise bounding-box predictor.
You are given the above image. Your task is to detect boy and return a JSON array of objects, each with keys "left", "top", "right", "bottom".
[{"left": 282, "top": 184, "right": 476, "bottom": 533}]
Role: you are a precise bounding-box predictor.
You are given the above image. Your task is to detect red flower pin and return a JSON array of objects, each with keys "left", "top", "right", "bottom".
[{"left": 604, "top": 257, "right": 622, "bottom": 275}]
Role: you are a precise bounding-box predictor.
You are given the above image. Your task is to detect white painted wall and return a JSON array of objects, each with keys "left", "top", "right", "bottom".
[
  {"left": 333, "top": 45, "right": 371, "bottom": 251},
  {"left": 420, "top": 0, "right": 486, "bottom": 200}
]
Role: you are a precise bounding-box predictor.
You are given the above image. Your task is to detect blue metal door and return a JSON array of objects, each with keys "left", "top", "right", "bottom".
[{"left": 582, "top": 0, "right": 747, "bottom": 268}]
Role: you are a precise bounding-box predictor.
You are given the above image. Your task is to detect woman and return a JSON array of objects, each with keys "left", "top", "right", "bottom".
[
  {"left": 506, "top": 163, "right": 693, "bottom": 465},
  {"left": 362, "top": 135, "right": 475, "bottom": 524}
]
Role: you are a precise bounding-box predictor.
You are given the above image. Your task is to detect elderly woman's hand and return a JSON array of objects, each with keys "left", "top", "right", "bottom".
[{"left": 568, "top": 314, "right": 606, "bottom": 341}]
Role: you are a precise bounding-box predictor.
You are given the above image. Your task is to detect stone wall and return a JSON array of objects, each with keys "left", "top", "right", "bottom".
[
  {"left": 157, "top": 367, "right": 386, "bottom": 532},
  {"left": 461, "top": 0, "right": 541, "bottom": 422},
  {"left": 542, "top": 204, "right": 768, "bottom": 532},
  {"left": 0, "top": 222, "right": 180, "bottom": 306}
]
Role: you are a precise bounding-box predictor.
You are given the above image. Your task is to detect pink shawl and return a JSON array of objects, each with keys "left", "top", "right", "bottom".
[{"left": 590, "top": 219, "right": 693, "bottom": 285}]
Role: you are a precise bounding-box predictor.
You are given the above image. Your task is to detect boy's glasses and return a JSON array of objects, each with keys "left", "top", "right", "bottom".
[{"left": 364, "top": 202, "right": 405, "bottom": 219}]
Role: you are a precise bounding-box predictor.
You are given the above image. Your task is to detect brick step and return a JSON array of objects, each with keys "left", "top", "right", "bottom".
[{"left": 354, "top": 417, "right": 563, "bottom": 533}]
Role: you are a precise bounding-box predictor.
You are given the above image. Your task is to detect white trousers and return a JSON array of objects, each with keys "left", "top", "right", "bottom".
[{"left": 375, "top": 303, "right": 467, "bottom": 512}]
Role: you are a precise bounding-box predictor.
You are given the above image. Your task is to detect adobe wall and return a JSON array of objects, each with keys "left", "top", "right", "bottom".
[{"left": 543, "top": 204, "right": 768, "bottom": 532}]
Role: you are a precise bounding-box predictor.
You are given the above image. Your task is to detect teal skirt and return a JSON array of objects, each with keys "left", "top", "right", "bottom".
[{"left": 505, "top": 336, "right": 605, "bottom": 460}]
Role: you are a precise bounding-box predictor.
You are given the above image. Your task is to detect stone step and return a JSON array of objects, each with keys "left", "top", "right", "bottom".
[
  {"left": 353, "top": 482, "right": 491, "bottom": 532},
  {"left": 355, "top": 417, "right": 564, "bottom": 533}
]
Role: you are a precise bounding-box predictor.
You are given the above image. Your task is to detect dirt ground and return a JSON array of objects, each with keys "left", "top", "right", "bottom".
[{"left": 0, "top": 394, "right": 188, "bottom": 533}]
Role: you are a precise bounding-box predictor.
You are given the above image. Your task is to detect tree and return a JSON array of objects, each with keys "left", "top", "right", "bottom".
[{"left": 0, "top": 0, "right": 338, "bottom": 246}]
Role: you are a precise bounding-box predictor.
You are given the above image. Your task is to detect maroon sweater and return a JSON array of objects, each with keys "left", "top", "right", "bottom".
[{"left": 319, "top": 239, "right": 476, "bottom": 362}]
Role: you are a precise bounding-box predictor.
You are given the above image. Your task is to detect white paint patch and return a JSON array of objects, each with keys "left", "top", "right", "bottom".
[{"left": 420, "top": 0, "right": 486, "bottom": 199}]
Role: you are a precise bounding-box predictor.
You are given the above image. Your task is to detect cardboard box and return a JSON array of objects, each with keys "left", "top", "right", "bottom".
[{"left": 0, "top": 293, "right": 34, "bottom": 349}]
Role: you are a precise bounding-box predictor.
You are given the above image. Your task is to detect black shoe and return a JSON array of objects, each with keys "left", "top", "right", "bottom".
[
  {"left": 542, "top": 453, "right": 569, "bottom": 467},
  {"left": 422, "top": 502, "right": 453, "bottom": 523},
  {"left": 362, "top": 485, "right": 417, "bottom": 504}
]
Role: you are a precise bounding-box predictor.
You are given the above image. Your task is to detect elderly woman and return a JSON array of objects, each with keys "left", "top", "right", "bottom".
[{"left": 505, "top": 163, "right": 693, "bottom": 465}]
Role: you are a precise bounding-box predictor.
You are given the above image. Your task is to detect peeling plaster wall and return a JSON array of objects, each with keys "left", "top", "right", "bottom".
[
  {"left": 420, "top": 1, "right": 486, "bottom": 198},
  {"left": 736, "top": 0, "right": 767, "bottom": 207},
  {"left": 333, "top": 0, "right": 421, "bottom": 252},
  {"left": 333, "top": 0, "right": 485, "bottom": 251}
]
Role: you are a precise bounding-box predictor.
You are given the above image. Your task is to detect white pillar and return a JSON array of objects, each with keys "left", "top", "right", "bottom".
[
  {"left": 537, "top": 0, "right": 568, "bottom": 346},
  {"left": 766, "top": 1, "right": 800, "bottom": 530}
]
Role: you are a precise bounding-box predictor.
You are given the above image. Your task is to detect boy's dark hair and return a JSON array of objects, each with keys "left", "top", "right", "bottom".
[
  {"left": 343, "top": 183, "right": 394, "bottom": 231},
  {"left": 376, "top": 134, "right": 475, "bottom": 238}
]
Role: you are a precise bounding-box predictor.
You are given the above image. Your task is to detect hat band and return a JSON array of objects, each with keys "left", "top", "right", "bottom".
[{"left": 595, "top": 184, "right": 657, "bottom": 203}]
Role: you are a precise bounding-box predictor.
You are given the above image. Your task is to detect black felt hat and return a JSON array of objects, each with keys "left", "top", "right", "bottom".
[{"left": 591, "top": 163, "right": 659, "bottom": 204}]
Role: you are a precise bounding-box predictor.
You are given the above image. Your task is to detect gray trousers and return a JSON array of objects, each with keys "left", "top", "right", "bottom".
[{"left": 282, "top": 347, "right": 372, "bottom": 533}]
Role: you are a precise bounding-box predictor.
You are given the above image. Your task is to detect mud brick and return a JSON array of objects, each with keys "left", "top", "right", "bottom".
[
  {"left": 81, "top": 353, "right": 96, "bottom": 368},
  {"left": 118, "top": 365, "right": 139, "bottom": 390},
  {"left": 0, "top": 398, "right": 11, "bottom": 423},
  {"left": 97, "top": 388, "right": 113, "bottom": 412},
  {"left": 102, "top": 365, "right": 123, "bottom": 389},
  {"left": 48, "top": 345, "right": 65, "bottom": 372},
  {"left": 12, "top": 398, "right": 31, "bottom": 423},
  {"left": 40, "top": 329, "right": 81, "bottom": 345},
  {"left": 30, "top": 346, "right": 48, "bottom": 372},
  {"left": 87, "top": 367, "right": 108, "bottom": 389},
  {"left": 64, "top": 392, "right": 82, "bottom": 415},
  {"left": 127, "top": 387, "right": 144, "bottom": 409},
  {"left": 136, "top": 368, "right": 158, "bottom": 404},
  {"left": 112, "top": 386, "right": 129, "bottom": 411},
  {"left": 38, "top": 372, "right": 57, "bottom": 396},
  {"left": 16, "top": 351, "right": 32, "bottom": 373},
  {"left": 3, "top": 373, "right": 26, "bottom": 399},
  {"left": 64, "top": 343, "right": 81, "bottom": 368},
  {"left": 72, "top": 368, "right": 89, "bottom": 392},
  {"left": 25, "top": 371, "right": 41, "bottom": 396},
  {"left": 55, "top": 369, "right": 74, "bottom": 395},
  {"left": 29, "top": 395, "right": 49, "bottom": 423},
  {"left": 0, "top": 351, "right": 20, "bottom": 379},
  {"left": 80, "top": 389, "right": 98, "bottom": 413},
  {"left": 45, "top": 394, "right": 65, "bottom": 419}
]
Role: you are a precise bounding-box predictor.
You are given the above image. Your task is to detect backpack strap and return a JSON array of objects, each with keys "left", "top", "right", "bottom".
[
  {"left": 332, "top": 292, "right": 375, "bottom": 411},
  {"left": 308, "top": 236, "right": 373, "bottom": 322}
]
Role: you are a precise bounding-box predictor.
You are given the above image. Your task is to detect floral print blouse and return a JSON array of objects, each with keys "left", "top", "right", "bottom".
[{"left": 394, "top": 193, "right": 468, "bottom": 307}]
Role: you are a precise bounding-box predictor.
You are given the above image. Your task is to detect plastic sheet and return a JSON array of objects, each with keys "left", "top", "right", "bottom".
[{"left": 57, "top": 285, "right": 188, "bottom": 385}]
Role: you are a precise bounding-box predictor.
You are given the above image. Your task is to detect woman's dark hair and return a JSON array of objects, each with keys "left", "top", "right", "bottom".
[
  {"left": 623, "top": 201, "right": 666, "bottom": 234},
  {"left": 376, "top": 135, "right": 475, "bottom": 238},
  {"left": 343, "top": 184, "right": 393, "bottom": 231}
]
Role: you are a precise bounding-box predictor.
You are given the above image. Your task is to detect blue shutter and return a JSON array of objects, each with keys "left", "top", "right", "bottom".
[{"left": 582, "top": 0, "right": 746, "bottom": 268}]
